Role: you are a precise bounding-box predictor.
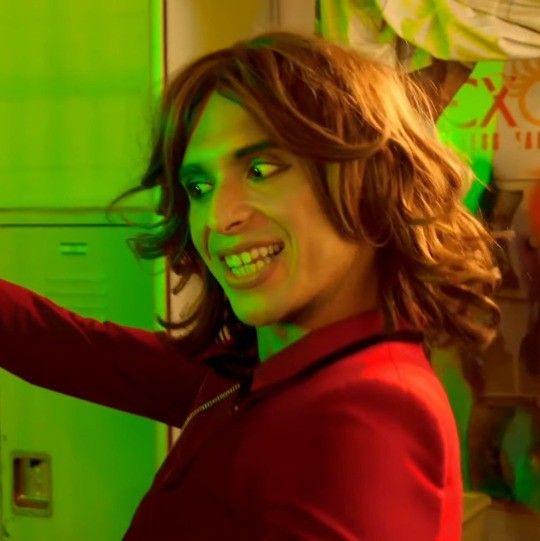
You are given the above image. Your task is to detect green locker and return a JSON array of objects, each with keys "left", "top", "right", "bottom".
[
  {"left": 0, "top": 216, "right": 166, "bottom": 540},
  {"left": 0, "top": 0, "right": 165, "bottom": 535}
]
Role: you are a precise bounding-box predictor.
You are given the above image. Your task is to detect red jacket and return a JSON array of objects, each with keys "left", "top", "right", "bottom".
[{"left": 1, "top": 280, "right": 462, "bottom": 540}]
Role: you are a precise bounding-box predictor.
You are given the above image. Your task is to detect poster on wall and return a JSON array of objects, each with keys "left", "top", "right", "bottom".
[{"left": 454, "top": 58, "right": 540, "bottom": 510}]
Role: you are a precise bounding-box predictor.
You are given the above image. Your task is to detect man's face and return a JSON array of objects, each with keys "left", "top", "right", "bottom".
[{"left": 180, "top": 91, "right": 376, "bottom": 330}]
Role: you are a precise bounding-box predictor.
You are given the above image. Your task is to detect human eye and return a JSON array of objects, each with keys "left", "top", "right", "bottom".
[
  {"left": 182, "top": 179, "right": 212, "bottom": 200},
  {"left": 247, "top": 157, "right": 289, "bottom": 180}
]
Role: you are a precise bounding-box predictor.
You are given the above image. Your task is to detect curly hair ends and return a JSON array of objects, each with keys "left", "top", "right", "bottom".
[{"left": 110, "top": 30, "right": 500, "bottom": 356}]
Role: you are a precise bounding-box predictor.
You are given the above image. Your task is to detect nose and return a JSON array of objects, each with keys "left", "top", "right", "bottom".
[{"left": 207, "top": 178, "right": 254, "bottom": 234}]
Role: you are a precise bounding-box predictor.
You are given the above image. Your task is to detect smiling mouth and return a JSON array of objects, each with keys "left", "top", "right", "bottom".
[
  {"left": 223, "top": 247, "right": 284, "bottom": 290},
  {"left": 225, "top": 244, "right": 284, "bottom": 273}
]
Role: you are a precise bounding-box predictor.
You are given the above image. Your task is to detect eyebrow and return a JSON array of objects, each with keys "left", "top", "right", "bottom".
[
  {"left": 180, "top": 139, "right": 276, "bottom": 178},
  {"left": 234, "top": 140, "right": 275, "bottom": 158}
]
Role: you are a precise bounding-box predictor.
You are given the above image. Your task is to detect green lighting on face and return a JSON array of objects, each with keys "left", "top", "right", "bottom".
[
  {"left": 183, "top": 92, "right": 377, "bottom": 364},
  {"left": 179, "top": 139, "right": 276, "bottom": 181}
]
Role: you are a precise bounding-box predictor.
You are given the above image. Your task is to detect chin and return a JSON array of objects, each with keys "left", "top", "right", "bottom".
[{"left": 231, "top": 305, "right": 281, "bottom": 328}]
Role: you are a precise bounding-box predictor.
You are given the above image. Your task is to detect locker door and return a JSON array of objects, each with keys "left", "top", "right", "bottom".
[{"left": 0, "top": 223, "right": 164, "bottom": 541}]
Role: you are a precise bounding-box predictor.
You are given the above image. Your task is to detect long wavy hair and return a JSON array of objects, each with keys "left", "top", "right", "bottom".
[{"left": 110, "top": 30, "right": 500, "bottom": 359}]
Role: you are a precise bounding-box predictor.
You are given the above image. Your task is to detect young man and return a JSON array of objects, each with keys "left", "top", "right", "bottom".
[
  {"left": 180, "top": 90, "right": 379, "bottom": 361},
  {"left": 0, "top": 31, "right": 500, "bottom": 539}
]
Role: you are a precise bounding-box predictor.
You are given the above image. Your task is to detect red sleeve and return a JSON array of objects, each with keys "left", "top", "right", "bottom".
[
  {"left": 0, "top": 279, "right": 208, "bottom": 426},
  {"left": 260, "top": 380, "right": 454, "bottom": 540}
]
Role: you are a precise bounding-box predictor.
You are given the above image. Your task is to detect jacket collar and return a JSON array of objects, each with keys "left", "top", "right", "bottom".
[{"left": 249, "top": 309, "right": 389, "bottom": 392}]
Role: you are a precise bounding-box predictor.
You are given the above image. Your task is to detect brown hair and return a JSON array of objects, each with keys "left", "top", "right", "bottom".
[{"left": 110, "top": 30, "right": 500, "bottom": 357}]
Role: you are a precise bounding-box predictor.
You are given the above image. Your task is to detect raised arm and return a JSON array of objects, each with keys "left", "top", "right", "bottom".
[{"left": 0, "top": 279, "right": 209, "bottom": 426}]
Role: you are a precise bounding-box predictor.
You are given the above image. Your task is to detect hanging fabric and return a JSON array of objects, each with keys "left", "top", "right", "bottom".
[{"left": 316, "top": 0, "right": 540, "bottom": 72}]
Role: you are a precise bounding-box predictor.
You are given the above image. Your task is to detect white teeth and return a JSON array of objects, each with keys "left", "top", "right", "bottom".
[
  {"left": 226, "top": 254, "right": 243, "bottom": 267},
  {"left": 231, "top": 258, "right": 269, "bottom": 277},
  {"left": 224, "top": 243, "right": 283, "bottom": 269}
]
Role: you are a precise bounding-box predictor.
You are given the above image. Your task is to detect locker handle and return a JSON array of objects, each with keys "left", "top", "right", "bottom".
[{"left": 13, "top": 453, "right": 52, "bottom": 515}]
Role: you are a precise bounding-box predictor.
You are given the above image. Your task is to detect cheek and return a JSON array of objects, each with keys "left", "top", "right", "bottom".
[{"left": 188, "top": 218, "right": 205, "bottom": 260}]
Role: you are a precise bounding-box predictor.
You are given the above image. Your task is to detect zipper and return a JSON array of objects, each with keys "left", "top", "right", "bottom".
[{"left": 178, "top": 383, "right": 241, "bottom": 437}]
